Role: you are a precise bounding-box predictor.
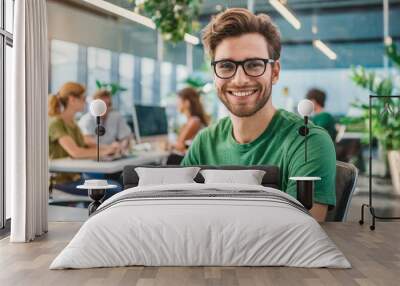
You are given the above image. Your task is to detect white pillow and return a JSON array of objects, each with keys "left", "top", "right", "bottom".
[
  {"left": 200, "top": 169, "right": 266, "bottom": 185},
  {"left": 135, "top": 167, "right": 201, "bottom": 186}
]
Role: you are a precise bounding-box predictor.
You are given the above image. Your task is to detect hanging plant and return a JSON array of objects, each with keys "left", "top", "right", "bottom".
[{"left": 134, "top": 0, "right": 202, "bottom": 43}]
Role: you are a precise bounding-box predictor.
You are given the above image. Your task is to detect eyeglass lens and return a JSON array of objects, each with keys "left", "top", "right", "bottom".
[{"left": 215, "top": 59, "right": 267, "bottom": 78}]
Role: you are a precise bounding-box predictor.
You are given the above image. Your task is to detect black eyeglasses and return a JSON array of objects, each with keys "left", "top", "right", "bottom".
[{"left": 211, "top": 58, "right": 275, "bottom": 79}]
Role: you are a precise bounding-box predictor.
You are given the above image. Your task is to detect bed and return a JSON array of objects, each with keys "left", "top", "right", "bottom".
[{"left": 50, "top": 165, "right": 350, "bottom": 269}]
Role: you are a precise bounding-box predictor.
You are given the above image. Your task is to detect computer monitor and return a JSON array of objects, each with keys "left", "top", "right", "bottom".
[{"left": 132, "top": 104, "right": 168, "bottom": 143}]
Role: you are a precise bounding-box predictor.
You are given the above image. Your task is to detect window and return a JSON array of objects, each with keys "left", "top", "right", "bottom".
[
  {"left": 119, "top": 53, "right": 135, "bottom": 115},
  {"left": 1, "top": 0, "right": 14, "bottom": 230},
  {"left": 176, "top": 64, "right": 188, "bottom": 91},
  {"left": 50, "top": 40, "right": 79, "bottom": 93},
  {"left": 141, "top": 57, "right": 155, "bottom": 105},
  {"left": 87, "top": 47, "right": 112, "bottom": 99},
  {"left": 160, "top": 62, "right": 173, "bottom": 105}
]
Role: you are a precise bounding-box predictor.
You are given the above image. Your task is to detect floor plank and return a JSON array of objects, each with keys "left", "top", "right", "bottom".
[{"left": 1, "top": 221, "right": 400, "bottom": 286}]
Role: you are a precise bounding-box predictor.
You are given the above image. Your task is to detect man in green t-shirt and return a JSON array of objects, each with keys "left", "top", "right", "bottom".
[
  {"left": 181, "top": 8, "right": 336, "bottom": 222},
  {"left": 306, "top": 88, "right": 337, "bottom": 142}
]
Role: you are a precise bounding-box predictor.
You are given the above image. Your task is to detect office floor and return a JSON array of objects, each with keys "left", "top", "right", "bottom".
[
  {"left": 1, "top": 221, "right": 400, "bottom": 286},
  {"left": 49, "top": 189, "right": 89, "bottom": 221},
  {"left": 347, "top": 174, "right": 400, "bottom": 221}
]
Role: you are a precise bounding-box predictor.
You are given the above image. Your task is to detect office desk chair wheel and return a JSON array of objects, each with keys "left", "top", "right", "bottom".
[{"left": 358, "top": 220, "right": 364, "bottom": 225}]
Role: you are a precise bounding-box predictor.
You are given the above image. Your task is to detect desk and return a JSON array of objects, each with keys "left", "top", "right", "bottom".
[
  {"left": 49, "top": 150, "right": 169, "bottom": 174},
  {"left": 1, "top": 222, "right": 399, "bottom": 285},
  {"left": 48, "top": 151, "right": 169, "bottom": 209},
  {"left": 336, "top": 132, "right": 365, "bottom": 172},
  {"left": 341, "top": 131, "right": 364, "bottom": 140}
]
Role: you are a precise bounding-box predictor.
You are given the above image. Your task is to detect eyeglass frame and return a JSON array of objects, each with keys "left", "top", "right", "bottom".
[{"left": 211, "top": 58, "right": 276, "bottom": 79}]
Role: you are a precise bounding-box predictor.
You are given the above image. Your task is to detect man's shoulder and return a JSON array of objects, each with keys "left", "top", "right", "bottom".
[
  {"left": 197, "top": 116, "right": 231, "bottom": 139},
  {"left": 272, "top": 109, "right": 305, "bottom": 141},
  {"left": 188, "top": 117, "right": 230, "bottom": 152},
  {"left": 277, "top": 109, "right": 304, "bottom": 126},
  {"left": 181, "top": 117, "right": 231, "bottom": 166},
  {"left": 279, "top": 109, "right": 329, "bottom": 131},
  {"left": 289, "top": 123, "right": 334, "bottom": 153},
  {"left": 274, "top": 109, "right": 332, "bottom": 148}
]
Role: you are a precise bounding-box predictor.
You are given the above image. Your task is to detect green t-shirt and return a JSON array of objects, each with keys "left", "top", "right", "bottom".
[
  {"left": 311, "top": 112, "right": 337, "bottom": 142},
  {"left": 181, "top": 109, "right": 336, "bottom": 207},
  {"left": 49, "top": 116, "right": 86, "bottom": 183}
]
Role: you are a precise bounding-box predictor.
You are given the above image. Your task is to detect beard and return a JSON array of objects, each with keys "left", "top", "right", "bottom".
[{"left": 217, "top": 82, "right": 272, "bottom": 118}]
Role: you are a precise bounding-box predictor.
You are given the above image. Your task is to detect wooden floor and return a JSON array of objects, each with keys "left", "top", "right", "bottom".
[{"left": 1, "top": 222, "right": 399, "bottom": 286}]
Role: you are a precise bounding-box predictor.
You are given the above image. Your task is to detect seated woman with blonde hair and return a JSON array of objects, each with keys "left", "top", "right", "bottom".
[{"left": 48, "top": 82, "right": 119, "bottom": 196}]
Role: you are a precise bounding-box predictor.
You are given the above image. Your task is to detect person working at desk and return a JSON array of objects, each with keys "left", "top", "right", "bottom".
[
  {"left": 166, "top": 87, "right": 210, "bottom": 165},
  {"left": 48, "top": 82, "right": 120, "bottom": 195},
  {"left": 79, "top": 89, "right": 132, "bottom": 156},
  {"left": 181, "top": 8, "right": 336, "bottom": 222},
  {"left": 306, "top": 88, "right": 337, "bottom": 142},
  {"left": 174, "top": 87, "right": 210, "bottom": 152}
]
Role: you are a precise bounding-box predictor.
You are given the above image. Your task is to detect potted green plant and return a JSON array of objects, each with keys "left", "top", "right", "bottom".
[
  {"left": 344, "top": 43, "right": 400, "bottom": 192},
  {"left": 95, "top": 80, "right": 127, "bottom": 96},
  {"left": 95, "top": 80, "right": 128, "bottom": 110}
]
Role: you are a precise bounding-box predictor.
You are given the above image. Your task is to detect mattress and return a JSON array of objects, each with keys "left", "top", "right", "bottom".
[{"left": 50, "top": 183, "right": 351, "bottom": 269}]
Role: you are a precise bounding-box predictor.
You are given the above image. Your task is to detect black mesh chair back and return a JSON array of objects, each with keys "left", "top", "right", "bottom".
[{"left": 326, "top": 161, "right": 358, "bottom": 222}]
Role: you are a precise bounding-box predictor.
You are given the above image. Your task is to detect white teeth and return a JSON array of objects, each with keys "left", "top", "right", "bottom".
[{"left": 230, "top": 89, "right": 257, "bottom": 97}]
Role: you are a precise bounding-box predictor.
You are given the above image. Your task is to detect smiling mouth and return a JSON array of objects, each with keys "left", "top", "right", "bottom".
[{"left": 227, "top": 89, "right": 258, "bottom": 97}]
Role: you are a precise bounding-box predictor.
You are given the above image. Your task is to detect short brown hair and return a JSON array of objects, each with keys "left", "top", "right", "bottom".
[
  {"left": 93, "top": 89, "right": 111, "bottom": 100},
  {"left": 306, "top": 88, "right": 326, "bottom": 108},
  {"left": 202, "top": 8, "right": 281, "bottom": 60}
]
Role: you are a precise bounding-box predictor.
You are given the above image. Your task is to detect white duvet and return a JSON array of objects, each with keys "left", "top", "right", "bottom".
[{"left": 50, "top": 183, "right": 351, "bottom": 269}]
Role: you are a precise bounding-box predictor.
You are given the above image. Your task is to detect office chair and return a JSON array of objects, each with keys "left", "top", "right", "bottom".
[{"left": 326, "top": 161, "right": 359, "bottom": 222}]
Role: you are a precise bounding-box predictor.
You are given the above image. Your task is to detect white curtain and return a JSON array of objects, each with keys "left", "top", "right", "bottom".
[{"left": 7, "top": 0, "right": 48, "bottom": 242}]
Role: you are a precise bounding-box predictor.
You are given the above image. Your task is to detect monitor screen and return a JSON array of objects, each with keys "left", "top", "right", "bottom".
[{"left": 134, "top": 104, "right": 168, "bottom": 137}]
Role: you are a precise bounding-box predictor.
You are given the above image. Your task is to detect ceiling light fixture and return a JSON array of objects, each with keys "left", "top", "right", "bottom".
[
  {"left": 184, "top": 33, "right": 200, "bottom": 45},
  {"left": 313, "top": 40, "right": 337, "bottom": 60},
  {"left": 269, "top": 0, "right": 301, "bottom": 30},
  {"left": 384, "top": 36, "right": 392, "bottom": 46},
  {"left": 83, "top": 0, "right": 155, "bottom": 29},
  {"left": 82, "top": 0, "right": 200, "bottom": 45}
]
